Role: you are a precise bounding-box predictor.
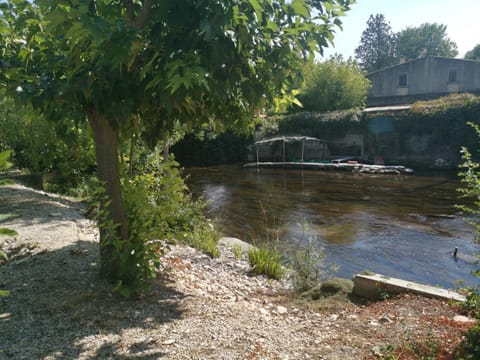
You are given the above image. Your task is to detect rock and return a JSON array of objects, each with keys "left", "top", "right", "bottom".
[
  {"left": 217, "top": 237, "right": 256, "bottom": 259},
  {"left": 276, "top": 306, "right": 288, "bottom": 315},
  {"left": 372, "top": 345, "right": 383, "bottom": 357},
  {"left": 218, "top": 237, "right": 255, "bottom": 252},
  {"left": 379, "top": 316, "right": 393, "bottom": 324},
  {"left": 301, "top": 278, "right": 354, "bottom": 301},
  {"left": 259, "top": 308, "right": 269, "bottom": 316},
  {"left": 321, "top": 278, "right": 354, "bottom": 294},
  {"left": 453, "top": 315, "right": 476, "bottom": 324},
  {"left": 328, "top": 314, "right": 338, "bottom": 321}
]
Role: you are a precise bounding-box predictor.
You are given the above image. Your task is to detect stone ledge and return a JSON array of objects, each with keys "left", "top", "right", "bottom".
[{"left": 353, "top": 273, "right": 466, "bottom": 302}]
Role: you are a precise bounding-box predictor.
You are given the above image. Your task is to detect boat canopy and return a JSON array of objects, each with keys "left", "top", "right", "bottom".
[
  {"left": 254, "top": 136, "right": 330, "bottom": 163},
  {"left": 254, "top": 136, "right": 327, "bottom": 145}
]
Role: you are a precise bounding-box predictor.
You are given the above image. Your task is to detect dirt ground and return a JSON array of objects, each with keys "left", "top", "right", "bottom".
[{"left": 0, "top": 184, "right": 476, "bottom": 359}]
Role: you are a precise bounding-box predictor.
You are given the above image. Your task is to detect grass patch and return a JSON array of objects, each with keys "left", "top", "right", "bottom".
[
  {"left": 378, "top": 331, "right": 441, "bottom": 360},
  {"left": 180, "top": 222, "right": 220, "bottom": 258},
  {"left": 0, "top": 228, "right": 17, "bottom": 236},
  {"left": 0, "top": 213, "right": 18, "bottom": 222},
  {"left": 248, "top": 245, "right": 284, "bottom": 279},
  {"left": 190, "top": 235, "right": 220, "bottom": 258},
  {"left": 233, "top": 244, "right": 242, "bottom": 260},
  {"left": 0, "top": 179, "right": 14, "bottom": 186}
]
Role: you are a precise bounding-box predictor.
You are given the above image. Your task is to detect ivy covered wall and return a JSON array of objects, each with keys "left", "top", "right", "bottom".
[{"left": 172, "top": 94, "right": 480, "bottom": 169}]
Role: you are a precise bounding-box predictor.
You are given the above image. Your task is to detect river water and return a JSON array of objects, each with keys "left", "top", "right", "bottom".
[{"left": 186, "top": 165, "right": 480, "bottom": 288}]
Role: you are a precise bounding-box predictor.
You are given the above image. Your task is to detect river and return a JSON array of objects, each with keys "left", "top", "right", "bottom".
[{"left": 186, "top": 165, "right": 480, "bottom": 288}]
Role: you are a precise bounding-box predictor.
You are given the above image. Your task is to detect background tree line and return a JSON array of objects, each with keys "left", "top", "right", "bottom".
[{"left": 355, "top": 13, "right": 480, "bottom": 73}]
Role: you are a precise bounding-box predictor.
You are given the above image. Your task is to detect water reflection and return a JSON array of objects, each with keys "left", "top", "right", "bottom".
[{"left": 186, "top": 165, "right": 480, "bottom": 288}]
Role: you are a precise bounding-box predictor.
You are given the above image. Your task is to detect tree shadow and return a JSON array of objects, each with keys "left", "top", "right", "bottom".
[{"left": 0, "top": 239, "right": 186, "bottom": 359}]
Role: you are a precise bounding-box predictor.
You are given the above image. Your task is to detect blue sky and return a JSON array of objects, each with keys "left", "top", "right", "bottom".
[{"left": 322, "top": 0, "right": 480, "bottom": 59}]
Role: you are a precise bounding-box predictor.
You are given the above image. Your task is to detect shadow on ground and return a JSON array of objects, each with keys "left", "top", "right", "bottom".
[{"left": 1, "top": 190, "right": 185, "bottom": 360}]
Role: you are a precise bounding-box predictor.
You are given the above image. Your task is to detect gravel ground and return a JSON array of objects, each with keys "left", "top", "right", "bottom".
[{"left": 0, "top": 184, "right": 476, "bottom": 359}]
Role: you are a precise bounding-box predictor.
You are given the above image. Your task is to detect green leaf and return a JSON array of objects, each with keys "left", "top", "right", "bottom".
[
  {"left": 0, "top": 249, "right": 8, "bottom": 262},
  {"left": 0, "top": 150, "right": 12, "bottom": 171},
  {"left": 0, "top": 179, "right": 14, "bottom": 186},
  {"left": 291, "top": 0, "right": 310, "bottom": 17},
  {"left": 0, "top": 228, "right": 17, "bottom": 237},
  {"left": 248, "top": 0, "right": 263, "bottom": 20},
  {"left": 0, "top": 289, "right": 10, "bottom": 297}
]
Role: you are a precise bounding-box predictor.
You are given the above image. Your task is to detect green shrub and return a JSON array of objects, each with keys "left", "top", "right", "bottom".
[
  {"left": 457, "top": 323, "right": 480, "bottom": 359},
  {"left": 284, "top": 222, "right": 338, "bottom": 293},
  {"left": 0, "top": 250, "right": 9, "bottom": 298},
  {"left": 456, "top": 120, "right": 480, "bottom": 359},
  {"left": 456, "top": 288, "right": 480, "bottom": 359},
  {"left": 90, "top": 151, "right": 220, "bottom": 296},
  {"left": 248, "top": 245, "right": 284, "bottom": 280},
  {"left": 0, "top": 149, "right": 14, "bottom": 298},
  {"left": 289, "top": 240, "right": 328, "bottom": 292}
]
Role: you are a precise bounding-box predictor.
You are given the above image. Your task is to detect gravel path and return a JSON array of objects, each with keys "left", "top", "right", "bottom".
[{"left": 0, "top": 184, "right": 475, "bottom": 359}]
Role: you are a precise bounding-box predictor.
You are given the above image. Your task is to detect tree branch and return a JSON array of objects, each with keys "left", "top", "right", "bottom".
[{"left": 123, "top": 0, "right": 154, "bottom": 29}]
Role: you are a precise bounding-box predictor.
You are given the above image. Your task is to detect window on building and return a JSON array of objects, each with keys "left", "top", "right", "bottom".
[
  {"left": 448, "top": 70, "right": 457, "bottom": 82},
  {"left": 398, "top": 73, "right": 408, "bottom": 87}
]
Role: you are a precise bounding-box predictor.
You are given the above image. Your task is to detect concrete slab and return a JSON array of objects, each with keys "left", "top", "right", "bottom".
[{"left": 353, "top": 273, "right": 466, "bottom": 302}]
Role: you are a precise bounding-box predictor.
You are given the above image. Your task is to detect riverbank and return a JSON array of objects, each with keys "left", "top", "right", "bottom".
[{"left": 0, "top": 184, "right": 476, "bottom": 359}]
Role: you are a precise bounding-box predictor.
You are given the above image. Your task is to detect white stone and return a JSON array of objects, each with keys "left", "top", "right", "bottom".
[
  {"left": 328, "top": 314, "right": 338, "bottom": 321},
  {"left": 379, "top": 316, "right": 393, "bottom": 324},
  {"left": 453, "top": 315, "right": 476, "bottom": 324},
  {"left": 259, "top": 308, "right": 269, "bottom": 316},
  {"left": 276, "top": 306, "right": 288, "bottom": 315}
]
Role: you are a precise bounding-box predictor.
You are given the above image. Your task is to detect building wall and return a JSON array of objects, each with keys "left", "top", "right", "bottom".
[{"left": 367, "top": 57, "right": 480, "bottom": 106}]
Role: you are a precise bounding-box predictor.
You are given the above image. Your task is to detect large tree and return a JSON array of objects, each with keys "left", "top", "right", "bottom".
[
  {"left": 0, "top": 0, "right": 352, "bottom": 282},
  {"left": 354, "top": 14, "right": 397, "bottom": 73},
  {"left": 465, "top": 44, "right": 480, "bottom": 61},
  {"left": 298, "top": 54, "right": 371, "bottom": 112},
  {"left": 396, "top": 22, "right": 458, "bottom": 59}
]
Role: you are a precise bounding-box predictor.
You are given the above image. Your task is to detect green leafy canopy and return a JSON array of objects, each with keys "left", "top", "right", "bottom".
[{"left": 1, "top": 0, "right": 355, "bottom": 142}]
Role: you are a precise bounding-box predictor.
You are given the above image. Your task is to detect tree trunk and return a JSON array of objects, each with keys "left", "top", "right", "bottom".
[{"left": 87, "top": 109, "right": 129, "bottom": 280}]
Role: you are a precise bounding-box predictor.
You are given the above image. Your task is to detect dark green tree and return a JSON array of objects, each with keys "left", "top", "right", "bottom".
[
  {"left": 297, "top": 54, "right": 371, "bottom": 112},
  {"left": 355, "top": 14, "right": 397, "bottom": 73},
  {"left": 465, "top": 44, "right": 480, "bottom": 61},
  {"left": 396, "top": 23, "right": 458, "bottom": 59},
  {"left": 0, "top": 0, "right": 353, "bottom": 283}
]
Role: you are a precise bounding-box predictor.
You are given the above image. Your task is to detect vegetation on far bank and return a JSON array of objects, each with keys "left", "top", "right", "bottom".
[{"left": 173, "top": 93, "right": 480, "bottom": 168}]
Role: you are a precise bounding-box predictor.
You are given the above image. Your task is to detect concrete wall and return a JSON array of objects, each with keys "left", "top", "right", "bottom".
[{"left": 367, "top": 57, "right": 480, "bottom": 106}]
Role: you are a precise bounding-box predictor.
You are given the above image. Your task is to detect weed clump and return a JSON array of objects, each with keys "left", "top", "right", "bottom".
[{"left": 248, "top": 246, "right": 284, "bottom": 280}]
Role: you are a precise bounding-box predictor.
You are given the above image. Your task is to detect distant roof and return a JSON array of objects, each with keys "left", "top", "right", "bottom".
[{"left": 367, "top": 55, "right": 480, "bottom": 76}]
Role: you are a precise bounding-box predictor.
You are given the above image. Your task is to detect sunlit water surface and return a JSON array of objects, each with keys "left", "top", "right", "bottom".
[{"left": 186, "top": 165, "right": 480, "bottom": 288}]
